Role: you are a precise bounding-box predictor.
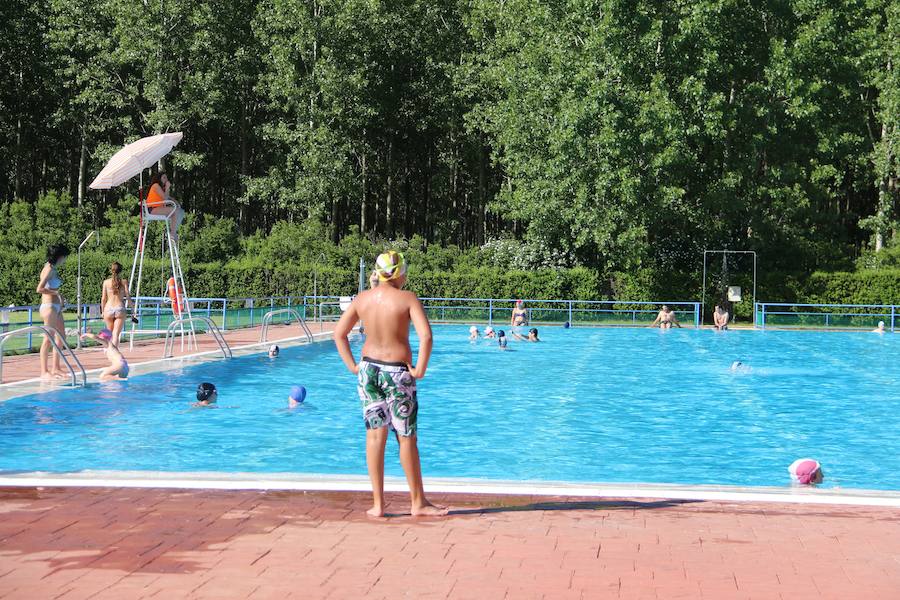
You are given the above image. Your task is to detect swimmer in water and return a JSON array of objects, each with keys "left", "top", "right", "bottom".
[
  {"left": 469, "top": 325, "right": 479, "bottom": 341},
  {"left": 873, "top": 321, "right": 886, "bottom": 333},
  {"left": 512, "top": 327, "right": 540, "bottom": 342},
  {"left": 268, "top": 344, "right": 280, "bottom": 357},
  {"left": 730, "top": 361, "right": 751, "bottom": 373},
  {"left": 483, "top": 326, "right": 496, "bottom": 339},
  {"left": 650, "top": 305, "right": 681, "bottom": 329},
  {"left": 788, "top": 458, "right": 823, "bottom": 485},
  {"left": 498, "top": 330, "right": 508, "bottom": 349},
  {"left": 193, "top": 382, "right": 218, "bottom": 407},
  {"left": 81, "top": 330, "right": 129, "bottom": 381},
  {"left": 288, "top": 385, "right": 306, "bottom": 408}
]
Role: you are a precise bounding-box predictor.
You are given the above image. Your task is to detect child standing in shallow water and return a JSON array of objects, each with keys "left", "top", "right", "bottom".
[{"left": 334, "top": 251, "right": 447, "bottom": 518}]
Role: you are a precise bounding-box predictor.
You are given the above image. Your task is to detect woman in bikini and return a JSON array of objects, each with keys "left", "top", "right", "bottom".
[
  {"left": 101, "top": 262, "right": 131, "bottom": 348},
  {"left": 36, "top": 244, "right": 70, "bottom": 380},
  {"left": 510, "top": 300, "right": 528, "bottom": 337}
]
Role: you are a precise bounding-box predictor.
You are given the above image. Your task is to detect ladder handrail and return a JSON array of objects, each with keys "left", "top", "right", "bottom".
[
  {"left": 163, "top": 316, "right": 232, "bottom": 359},
  {"left": 260, "top": 308, "right": 313, "bottom": 343},
  {"left": 0, "top": 325, "right": 87, "bottom": 386}
]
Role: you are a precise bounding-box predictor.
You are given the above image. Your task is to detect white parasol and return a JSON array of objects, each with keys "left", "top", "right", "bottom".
[{"left": 89, "top": 132, "right": 183, "bottom": 190}]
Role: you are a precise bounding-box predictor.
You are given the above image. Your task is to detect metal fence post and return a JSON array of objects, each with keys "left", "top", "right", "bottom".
[
  {"left": 488, "top": 300, "right": 493, "bottom": 325},
  {"left": 27, "top": 308, "right": 33, "bottom": 351},
  {"left": 222, "top": 298, "right": 228, "bottom": 330},
  {"left": 892, "top": 306, "right": 896, "bottom": 333},
  {"left": 694, "top": 302, "right": 700, "bottom": 328},
  {"left": 568, "top": 301, "right": 573, "bottom": 325},
  {"left": 155, "top": 303, "right": 160, "bottom": 331}
]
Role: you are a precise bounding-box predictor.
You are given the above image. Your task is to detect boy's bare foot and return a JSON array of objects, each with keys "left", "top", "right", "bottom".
[
  {"left": 411, "top": 502, "right": 448, "bottom": 516},
  {"left": 367, "top": 505, "right": 385, "bottom": 518}
]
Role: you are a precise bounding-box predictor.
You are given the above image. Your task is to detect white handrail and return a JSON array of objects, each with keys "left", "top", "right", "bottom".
[
  {"left": 0, "top": 326, "right": 87, "bottom": 386},
  {"left": 163, "top": 317, "right": 232, "bottom": 359},
  {"left": 260, "top": 309, "right": 313, "bottom": 343}
]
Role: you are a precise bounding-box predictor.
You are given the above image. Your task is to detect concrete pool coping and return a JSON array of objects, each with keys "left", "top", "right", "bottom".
[{"left": 1, "top": 471, "right": 899, "bottom": 508}]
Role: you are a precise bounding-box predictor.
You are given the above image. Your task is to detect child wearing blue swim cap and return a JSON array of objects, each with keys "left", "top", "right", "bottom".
[{"left": 288, "top": 385, "right": 307, "bottom": 408}]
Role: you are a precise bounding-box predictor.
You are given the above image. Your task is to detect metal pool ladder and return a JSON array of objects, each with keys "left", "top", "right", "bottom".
[
  {"left": 260, "top": 309, "right": 313, "bottom": 343},
  {"left": 163, "top": 316, "right": 232, "bottom": 359},
  {"left": 0, "top": 326, "right": 87, "bottom": 386}
]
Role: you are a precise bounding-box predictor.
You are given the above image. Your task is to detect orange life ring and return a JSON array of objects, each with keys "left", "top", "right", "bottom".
[{"left": 167, "top": 277, "right": 185, "bottom": 315}]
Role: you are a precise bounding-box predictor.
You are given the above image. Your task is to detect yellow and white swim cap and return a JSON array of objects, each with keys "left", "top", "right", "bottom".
[{"left": 374, "top": 251, "right": 407, "bottom": 281}]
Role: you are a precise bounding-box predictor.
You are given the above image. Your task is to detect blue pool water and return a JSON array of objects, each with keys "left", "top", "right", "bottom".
[{"left": 1, "top": 326, "right": 899, "bottom": 490}]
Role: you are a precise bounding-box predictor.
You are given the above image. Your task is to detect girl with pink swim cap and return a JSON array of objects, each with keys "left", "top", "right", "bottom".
[{"left": 788, "top": 458, "right": 823, "bottom": 485}]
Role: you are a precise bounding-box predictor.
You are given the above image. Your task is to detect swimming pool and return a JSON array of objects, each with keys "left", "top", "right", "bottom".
[{"left": 1, "top": 326, "right": 899, "bottom": 491}]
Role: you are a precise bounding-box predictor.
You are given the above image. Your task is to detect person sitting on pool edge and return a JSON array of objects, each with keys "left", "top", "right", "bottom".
[
  {"left": 713, "top": 305, "right": 730, "bottom": 331},
  {"left": 788, "top": 458, "right": 823, "bottom": 485},
  {"left": 333, "top": 250, "right": 447, "bottom": 518},
  {"left": 81, "top": 329, "right": 129, "bottom": 381},
  {"left": 194, "top": 382, "right": 218, "bottom": 407},
  {"left": 650, "top": 305, "right": 681, "bottom": 329}
]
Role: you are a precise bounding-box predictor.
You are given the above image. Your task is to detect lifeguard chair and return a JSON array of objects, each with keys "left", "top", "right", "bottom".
[{"left": 126, "top": 180, "right": 195, "bottom": 349}]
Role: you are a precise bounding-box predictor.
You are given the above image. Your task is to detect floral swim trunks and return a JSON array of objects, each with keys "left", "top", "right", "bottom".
[{"left": 357, "top": 357, "right": 418, "bottom": 437}]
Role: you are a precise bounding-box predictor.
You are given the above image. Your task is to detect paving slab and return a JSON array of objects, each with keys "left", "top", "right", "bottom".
[{"left": 0, "top": 487, "right": 898, "bottom": 599}]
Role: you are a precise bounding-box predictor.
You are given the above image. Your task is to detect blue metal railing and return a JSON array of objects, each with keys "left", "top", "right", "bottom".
[
  {"left": 755, "top": 302, "right": 898, "bottom": 331},
  {"left": 1, "top": 295, "right": 702, "bottom": 353}
]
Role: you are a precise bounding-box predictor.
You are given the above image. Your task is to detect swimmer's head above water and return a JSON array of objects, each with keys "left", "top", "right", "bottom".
[
  {"left": 528, "top": 328, "right": 539, "bottom": 341},
  {"left": 195, "top": 382, "right": 218, "bottom": 406},
  {"left": 268, "top": 344, "right": 280, "bottom": 357},
  {"left": 788, "top": 458, "right": 823, "bottom": 485}
]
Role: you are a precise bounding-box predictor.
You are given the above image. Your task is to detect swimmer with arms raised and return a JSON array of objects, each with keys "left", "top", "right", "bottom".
[
  {"left": 334, "top": 251, "right": 447, "bottom": 518},
  {"left": 650, "top": 305, "right": 681, "bottom": 329}
]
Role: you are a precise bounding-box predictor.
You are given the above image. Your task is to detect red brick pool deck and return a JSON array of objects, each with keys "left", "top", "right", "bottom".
[
  {"left": 1, "top": 487, "right": 898, "bottom": 599},
  {"left": 0, "top": 322, "right": 335, "bottom": 386}
]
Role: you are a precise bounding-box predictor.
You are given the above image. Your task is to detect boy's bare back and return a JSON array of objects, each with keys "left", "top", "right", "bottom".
[{"left": 351, "top": 286, "right": 420, "bottom": 363}]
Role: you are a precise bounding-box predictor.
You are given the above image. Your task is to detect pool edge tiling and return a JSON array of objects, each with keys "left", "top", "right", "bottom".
[{"left": 1, "top": 472, "right": 899, "bottom": 507}]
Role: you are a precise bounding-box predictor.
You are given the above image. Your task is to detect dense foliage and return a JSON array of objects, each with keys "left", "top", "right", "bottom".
[
  {"left": 2, "top": 193, "right": 900, "bottom": 313},
  {"left": 1, "top": 0, "right": 898, "bottom": 295}
]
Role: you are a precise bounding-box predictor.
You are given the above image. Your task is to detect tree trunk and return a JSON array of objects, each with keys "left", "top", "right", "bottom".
[
  {"left": 360, "top": 153, "right": 367, "bottom": 233},
  {"left": 77, "top": 130, "right": 87, "bottom": 207},
  {"left": 385, "top": 140, "right": 393, "bottom": 239},
  {"left": 477, "top": 142, "right": 487, "bottom": 245}
]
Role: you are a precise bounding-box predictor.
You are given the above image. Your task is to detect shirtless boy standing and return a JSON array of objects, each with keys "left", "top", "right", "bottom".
[{"left": 334, "top": 251, "right": 447, "bottom": 517}]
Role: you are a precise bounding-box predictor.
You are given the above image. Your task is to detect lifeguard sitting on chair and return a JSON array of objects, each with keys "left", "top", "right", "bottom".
[{"left": 147, "top": 172, "right": 185, "bottom": 242}]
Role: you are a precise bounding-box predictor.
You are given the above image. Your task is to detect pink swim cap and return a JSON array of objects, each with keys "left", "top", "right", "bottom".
[
  {"left": 788, "top": 458, "right": 821, "bottom": 484},
  {"left": 97, "top": 328, "right": 113, "bottom": 341}
]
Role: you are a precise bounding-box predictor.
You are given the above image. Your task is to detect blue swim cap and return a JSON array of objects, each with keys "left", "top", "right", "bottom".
[
  {"left": 289, "top": 385, "right": 307, "bottom": 403},
  {"left": 563, "top": 321, "right": 571, "bottom": 329},
  {"left": 497, "top": 329, "right": 506, "bottom": 337}
]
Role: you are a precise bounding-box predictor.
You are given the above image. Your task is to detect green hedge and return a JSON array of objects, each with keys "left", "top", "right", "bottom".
[
  {"left": 4, "top": 247, "right": 900, "bottom": 308},
  {"left": 801, "top": 270, "right": 900, "bottom": 305}
]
